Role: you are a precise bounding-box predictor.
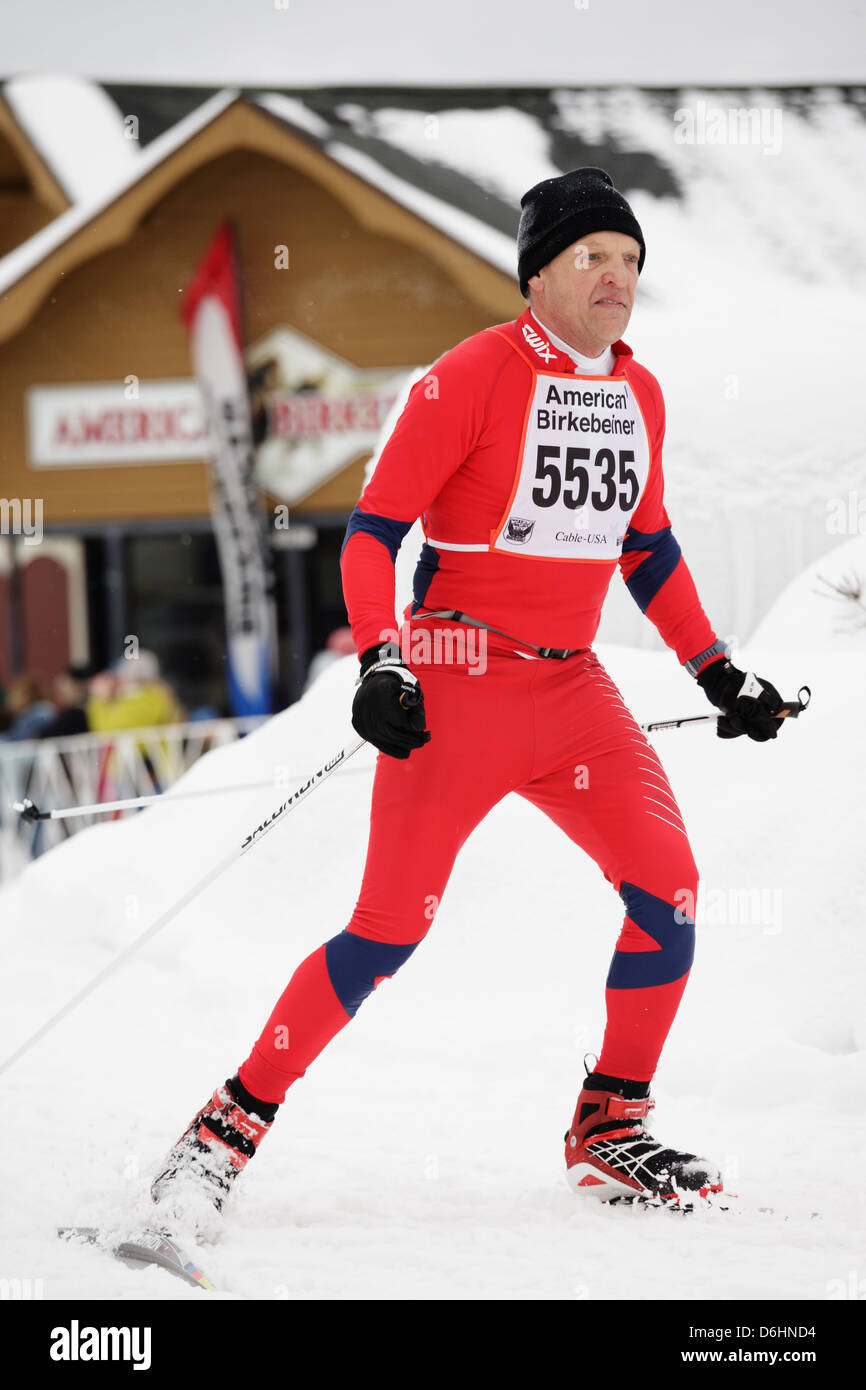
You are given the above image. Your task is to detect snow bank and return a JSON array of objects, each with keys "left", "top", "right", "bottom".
[{"left": 749, "top": 532, "right": 866, "bottom": 651}]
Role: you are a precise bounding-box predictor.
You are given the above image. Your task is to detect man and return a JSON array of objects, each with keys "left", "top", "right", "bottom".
[{"left": 152, "top": 168, "right": 787, "bottom": 1220}]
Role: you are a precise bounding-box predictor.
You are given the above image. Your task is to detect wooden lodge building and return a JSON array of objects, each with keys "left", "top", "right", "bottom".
[{"left": 0, "top": 83, "right": 538, "bottom": 707}]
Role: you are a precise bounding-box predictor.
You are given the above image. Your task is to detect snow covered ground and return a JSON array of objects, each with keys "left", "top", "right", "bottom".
[{"left": 1, "top": 537, "right": 864, "bottom": 1300}]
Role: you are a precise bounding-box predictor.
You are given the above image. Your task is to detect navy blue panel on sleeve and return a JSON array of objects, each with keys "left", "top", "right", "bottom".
[
  {"left": 621, "top": 526, "right": 682, "bottom": 614},
  {"left": 340, "top": 506, "right": 414, "bottom": 561}
]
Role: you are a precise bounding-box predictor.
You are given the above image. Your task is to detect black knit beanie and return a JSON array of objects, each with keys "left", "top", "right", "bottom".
[{"left": 517, "top": 167, "right": 645, "bottom": 295}]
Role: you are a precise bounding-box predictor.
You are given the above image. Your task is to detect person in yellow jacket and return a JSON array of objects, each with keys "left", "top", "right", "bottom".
[
  {"left": 86, "top": 651, "right": 184, "bottom": 733},
  {"left": 87, "top": 651, "right": 184, "bottom": 795}
]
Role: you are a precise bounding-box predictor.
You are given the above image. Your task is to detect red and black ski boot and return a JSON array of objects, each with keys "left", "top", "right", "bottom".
[
  {"left": 564, "top": 1065, "right": 723, "bottom": 1208},
  {"left": 150, "top": 1075, "right": 277, "bottom": 1229}
]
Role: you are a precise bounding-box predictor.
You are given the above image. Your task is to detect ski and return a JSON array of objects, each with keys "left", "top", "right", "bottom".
[
  {"left": 600, "top": 1190, "right": 732, "bottom": 1215},
  {"left": 602, "top": 1193, "right": 822, "bottom": 1221},
  {"left": 57, "top": 1225, "right": 216, "bottom": 1291}
]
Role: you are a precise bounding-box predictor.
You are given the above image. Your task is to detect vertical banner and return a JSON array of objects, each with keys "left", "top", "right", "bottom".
[{"left": 181, "top": 222, "right": 274, "bottom": 717}]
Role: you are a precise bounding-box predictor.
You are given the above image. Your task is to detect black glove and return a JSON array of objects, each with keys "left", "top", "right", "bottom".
[
  {"left": 351, "top": 645, "right": 431, "bottom": 760},
  {"left": 696, "top": 658, "right": 784, "bottom": 741}
]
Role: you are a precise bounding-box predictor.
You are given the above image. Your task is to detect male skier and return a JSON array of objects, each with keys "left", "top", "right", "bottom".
[{"left": 152, "top": 168, "right": 787, "bottom": 1216}]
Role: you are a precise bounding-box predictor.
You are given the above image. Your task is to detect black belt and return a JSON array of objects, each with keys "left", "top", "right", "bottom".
[{"left": 413, "top": 609, "right": 586, "bottom": 660}]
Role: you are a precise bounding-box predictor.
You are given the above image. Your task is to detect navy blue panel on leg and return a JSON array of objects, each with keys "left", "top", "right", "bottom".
[
  {"left": 606, "top": 881, "right": 695, "bottom": 989},
  {"left": 324, "top": 931, "right": 421, "bottom": 1017}
]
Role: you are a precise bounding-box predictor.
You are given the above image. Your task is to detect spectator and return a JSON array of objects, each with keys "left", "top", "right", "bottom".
[
  {"left": 0, "top": 673, "right": 55, "bottom": 741},
  {"left": 38, "top": 664, "right": 93, "bottom": 739},
  {"left": 87, "top": 650, "right": 184, "bottom": 733}
]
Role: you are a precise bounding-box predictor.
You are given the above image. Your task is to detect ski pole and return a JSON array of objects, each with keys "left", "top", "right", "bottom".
[
  {"left": 640, "top": 685, "right": 811, "bottom": 734},
  {"left": 11, "top": 766, "right": 366, "bottom": 824},
  {"left": 0, "top": 736, "right": 368, "bottom": 1079}
]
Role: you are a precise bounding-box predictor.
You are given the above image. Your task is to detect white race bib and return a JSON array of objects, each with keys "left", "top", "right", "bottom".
[{"left": 491, "top": 374, "right": 651, "bottom": 560}]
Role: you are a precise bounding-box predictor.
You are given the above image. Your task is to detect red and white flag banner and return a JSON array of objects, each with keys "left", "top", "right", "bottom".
[{"left": 180, "top": 222, "right": 274, "bottom": 717}]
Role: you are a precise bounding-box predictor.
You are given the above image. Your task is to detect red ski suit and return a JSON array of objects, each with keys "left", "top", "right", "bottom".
[{"left": 239, "top": 308, "right": 723, "bottom": 1105}]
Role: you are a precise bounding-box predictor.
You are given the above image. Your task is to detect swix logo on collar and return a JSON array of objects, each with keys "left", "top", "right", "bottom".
[{"left": 522, "top": 323, "right": 556, "bottom": 364}]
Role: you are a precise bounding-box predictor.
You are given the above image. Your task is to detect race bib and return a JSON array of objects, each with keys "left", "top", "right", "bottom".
[{"left": 491, "top": 374, "right": 651, "bottom": 560}]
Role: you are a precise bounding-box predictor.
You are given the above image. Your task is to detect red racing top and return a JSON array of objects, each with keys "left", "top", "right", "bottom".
[{"left": 341, "top": 306, "right": 721, "bottom": 671}]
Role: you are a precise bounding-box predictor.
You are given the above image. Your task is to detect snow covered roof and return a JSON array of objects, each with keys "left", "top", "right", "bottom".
[
  {"left": 1, "top": 74, "right": 141, "bottom": 205},
  {"left": 257, "top": 93, "right": 517, "bottom": 279},
  {"left": 0, "top": 89, "right": 240, "bottom": 300},
  {"left": 0, "top": 84, "right": 537, "bottom": 307}
]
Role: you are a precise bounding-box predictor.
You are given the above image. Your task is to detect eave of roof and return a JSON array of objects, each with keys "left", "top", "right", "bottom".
[
  {"left": 0, "top": 88, "right": 241, "bottom": 301},
  {"left": 0, "top": 89, "right": 71, "bottom": 214},
  {"left": 0, "top": 87, "right": 521, "bottom": 344}
]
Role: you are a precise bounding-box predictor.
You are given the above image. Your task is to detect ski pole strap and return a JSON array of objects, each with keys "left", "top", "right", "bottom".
[{"left": 776, "top": 685, "right": 811, "bottom": 718}]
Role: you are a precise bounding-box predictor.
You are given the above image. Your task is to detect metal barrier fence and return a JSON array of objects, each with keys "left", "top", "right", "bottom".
[{"left": 0, "top": 717, "right": 265, "bottom": 883}]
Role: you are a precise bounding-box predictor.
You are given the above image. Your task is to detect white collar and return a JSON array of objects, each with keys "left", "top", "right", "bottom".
[{"left": 529, "top": 310, "right": 616, "bottom": 375}]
